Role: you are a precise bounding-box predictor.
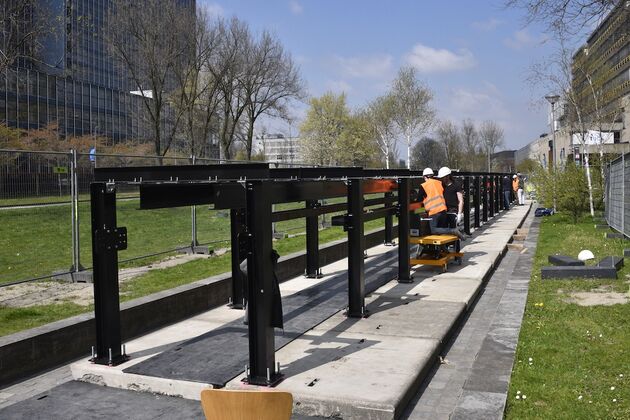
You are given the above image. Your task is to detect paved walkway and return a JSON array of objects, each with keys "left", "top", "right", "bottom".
[
  {"left": 402, "top": 207, "right": 537, "bottom": 419},
  {"left": 0, "top": 204, "right": 536, "bottom": 419}
]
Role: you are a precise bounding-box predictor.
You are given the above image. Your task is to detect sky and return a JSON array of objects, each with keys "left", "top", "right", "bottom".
[{"left": 198, "top": 0, "right": 577, "bottom": 152}]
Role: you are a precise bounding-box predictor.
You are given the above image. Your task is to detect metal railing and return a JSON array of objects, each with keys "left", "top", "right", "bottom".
[
  {"left": 0, "top": 149, "right": 312, "bottom": 287},
  {"left": 604, "top": 152, "right": 629, "bottom": 237}
]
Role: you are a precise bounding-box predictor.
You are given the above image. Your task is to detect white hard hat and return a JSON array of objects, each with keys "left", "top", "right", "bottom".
[
  {"left": 577, "top": 250, "right": 595, "bottom": 261},
  {"left": 422, "top": 168, "right": 434, "bottom": 176},
  {"left": 437, "top": 167, "right": 451, "bottom": 178},
  {"left": 513, "top": 174, "right": 518, "bottom": 179}
]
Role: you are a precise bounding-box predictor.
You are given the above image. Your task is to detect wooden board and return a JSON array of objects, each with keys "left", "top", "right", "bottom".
[{"left": 409, "top": 234, "right": 459, "bottom": 245}]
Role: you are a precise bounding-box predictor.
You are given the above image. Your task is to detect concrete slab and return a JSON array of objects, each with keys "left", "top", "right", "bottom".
[
  {"left": 314, "top": 298, "right": 465, "bottom": 341},
  {"left": 226, "top": 329, "right": 441, "bottom": 420},
  {"left": 374, "top": 277, "right": 483, "bottom": 307}
]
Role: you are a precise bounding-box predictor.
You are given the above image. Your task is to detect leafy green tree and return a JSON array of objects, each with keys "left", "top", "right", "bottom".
[{"left": 557, "top": 161, "right": 590, "bottom": 223}]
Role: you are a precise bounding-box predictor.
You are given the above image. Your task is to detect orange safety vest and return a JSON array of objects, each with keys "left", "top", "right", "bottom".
[
  {"left": 512, "top": 178, "right": 519, "bottom": 192},
  {"left": 421, "top": 178, "right": 447, "bottom": 216}
]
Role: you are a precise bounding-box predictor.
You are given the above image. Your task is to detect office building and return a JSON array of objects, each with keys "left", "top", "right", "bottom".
[{"left": 0, "top": 0, "right": 194, "bottom": 142}]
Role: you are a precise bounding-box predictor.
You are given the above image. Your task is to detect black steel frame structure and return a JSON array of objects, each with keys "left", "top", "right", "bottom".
[{"left": 89, "top": 164, "right": 511, "bottom": 385}]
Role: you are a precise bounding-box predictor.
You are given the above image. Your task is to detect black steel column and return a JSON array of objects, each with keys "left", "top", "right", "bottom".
[
  {"left": 229, "top": 208, "right": 246, "bottom": 309},
  {"left": 305, "top": 200, "right": 322, "bottom": 278},
  {"left": 488, "top": 175, "right": 495, "bottom": 218},
  {"left": 494, "top": 175, "right": 503, "bottom": 214},
  {"left": 245, "top": 180, "right": 280, "bottom": 386},
  {"left": 347, "top": 178, "right": 366, "bottom": 318},
  {"left": 481, "top": 175, "right": 488, "bottom": 222},
  {"left": 91, "top": 182, "right": 126, "bottom": 366},
  {"left": 463, "top": 177, "right": 471, "bottom": 235},
  {"left": 397, "top": 178, "right": 412, "bottom": 283},
  {"left": 473, "top": 176, "right": 480, "bottom": 228},
  {"left": 384, "top": 192, "right": 394, "bottom": 245}
]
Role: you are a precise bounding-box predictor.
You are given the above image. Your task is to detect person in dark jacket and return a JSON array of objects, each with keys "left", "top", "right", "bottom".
[{"left": 502, "top": 176, "right": 512, "bottom": 209}]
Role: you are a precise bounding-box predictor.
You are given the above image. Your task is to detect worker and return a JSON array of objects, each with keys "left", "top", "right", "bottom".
[
  {"left": 437, "top": 166, "right": 466, "bottom": 249},
  {"left": 502, "top": 175, "right": 512, "bottom": 209},
  {"left": 417, "top": 168, "right": 464, "bottom": 240},
  {"left": 512, "top": 174, "right": 519, "bottom": 204},
  {"left": 516, "top": 173, "right": 525, "bottom": 205},
  {"left": 436, "top": 167, "right": 464, "bottom": 226}
]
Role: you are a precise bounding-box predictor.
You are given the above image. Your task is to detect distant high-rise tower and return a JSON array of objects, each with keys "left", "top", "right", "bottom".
[{"left": 0, "top": 0, "right": 195, "bottom": 142}]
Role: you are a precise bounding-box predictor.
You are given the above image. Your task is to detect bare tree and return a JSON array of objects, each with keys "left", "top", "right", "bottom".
[
  {"left": 365, "top": 94, "right": 397, "bottom": 169},
  {"left": 479, "top": 120, "right": 504, "bottom": 171},
  {"left": 504, "top": 0, "right": 617, "bottom": 36},
  {"left": 528, "top": 40, "right": 597, "bottom": 215},
  {"left": 436, "top": 120, "right": 463, "bottom": 169},
  {"left": 1, "top": 0, "right": 60, "bottom": 73},
  {"left": 240, "top": 31, "right": 304, "bottom": 159},
  {"left": 106, "top": 0, "right": 193, "bottom": 157},
  {"left": 390, "top": 66, "right": 435, "bottom": 169},
  {"left": 460, "top": 119, "right": 483, "bottom": 171}
]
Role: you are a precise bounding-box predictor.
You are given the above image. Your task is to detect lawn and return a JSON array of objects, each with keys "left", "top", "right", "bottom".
[
  {"left": 0, "top": 211, "right": 386, "bottom": 337},
  {"left": 506, "top": 213, "right": 630, "bottom": 419}
]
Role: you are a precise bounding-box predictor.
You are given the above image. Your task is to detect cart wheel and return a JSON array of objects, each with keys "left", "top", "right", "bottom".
[
  {"left": 456, "top": 257, "right": 462, "bottom": 265},
  {"left": 442, "top": 264, "right": 447, "bottom": 273}
]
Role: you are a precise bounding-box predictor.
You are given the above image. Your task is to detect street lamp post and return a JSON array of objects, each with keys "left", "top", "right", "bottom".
[{"left": 545, "top": 94, "right": 560, "bottom": 211}]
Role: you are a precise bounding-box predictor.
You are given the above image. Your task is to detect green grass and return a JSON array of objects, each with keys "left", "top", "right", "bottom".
[
  {"left": 0, "top": 215, "right": 385, "bottom": 337},
  {"left": 506, "top": 213, "right": 630, "bottom": 419}
]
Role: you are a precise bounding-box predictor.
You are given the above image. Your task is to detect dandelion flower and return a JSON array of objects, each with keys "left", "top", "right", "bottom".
[
  {"left": 517, "top": 391, "right": 521, "bottom": 395},
  {"left": 522, "top": 395, "right": 527, "bottom": 399},
  {"left": 613, "top": 399, "right": 617, "bottom": 403},
  {"left": 515, "top": 395, "right": 520, "bottom": 400},
  {"left": 589, "top": 401, "right": 592, "bottom": 404},
  {"left": 610, "top": 386, "right": 615, "bottom": 391},
  {"left": 620, "top": 374, "right": 624, "bottom": 378},
  {"left": 599, "top": 334, "right": 603, "bottom": 338},
  {"left": 578, "top": 395, "right": 583, "bottom": 400}
]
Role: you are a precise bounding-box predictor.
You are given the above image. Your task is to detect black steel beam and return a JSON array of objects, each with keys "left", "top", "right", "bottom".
[
  {"left": 363, "top": 206, "right": 397, "bottom": 222},
  {"left": 139, "top": 182, "right": 246, "bottom": 209},
  {"left": 90, "top": 183, "right": 126, "bottom": 366},
  {"left": 95, "top": 163, "right": 270, "bottom": 182},
  {"left": 245, "top": 180, "right": 281, "bottom": 386},
  {"left": 346, "top": 179, "right": 366, "bottom": 317},
  {"left": 488, "top": 176, "right": 495, "bottom": 218},
  {"left": 397, "top": 178, "right": 412, "bottom": 283},
  {"left": 305, "top": 200, "right": 322, "bottom": 278}
]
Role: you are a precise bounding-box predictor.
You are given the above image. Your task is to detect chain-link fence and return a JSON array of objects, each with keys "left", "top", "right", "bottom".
[
  {"left": 604, "top": 152, "right": 630, "bottom": 238},
  {"left": 0, "top": 149, "right": 309, "bottom": 287}
]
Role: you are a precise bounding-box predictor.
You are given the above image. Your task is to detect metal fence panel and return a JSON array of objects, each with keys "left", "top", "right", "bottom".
[{"left": 605, "top": 152, "right": 629, "bottom": 238}]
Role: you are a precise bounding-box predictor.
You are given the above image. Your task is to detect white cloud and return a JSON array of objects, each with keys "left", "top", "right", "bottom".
[
  {"left": 445, "top": 85, "right": 510, "bottom": 123},
  {"left": 325, "top": 80, "right": 353, "bottom": 93},
  {"left": 289, "top": 0, "right": 303, "bottom": 15},
  {"left": 333, "top": 54, "right": 394, "bottom": 79},
  {"left": 404, "top": 43, "right": 476, "bottom": 73},
  {"left": 471, "top": 18, "right": 503, "bottom": 31},
  {"left": 503, "top": 30, "right": 547, "bottom": 50},
  {"left": 199, "top": 2, "right": 224, "bottom": 17}
]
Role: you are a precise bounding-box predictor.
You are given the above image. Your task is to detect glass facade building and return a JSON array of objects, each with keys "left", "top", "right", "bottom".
[{"left": 0, "top": 0, "right": 193, "bottom": 141}]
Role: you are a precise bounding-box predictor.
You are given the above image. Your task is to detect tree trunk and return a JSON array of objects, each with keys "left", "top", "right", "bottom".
[
  {"left": 584, "top": 145, "right": 595, "bottom": 216},
  {"left": 246, "top": 118, "right": 254, "bottom": 160},
  {"left": 406, "top": 134, "right": 411, "bottom": 169},
  {"left": 385, "top": 142, "right": 390, "bottom": 169}
]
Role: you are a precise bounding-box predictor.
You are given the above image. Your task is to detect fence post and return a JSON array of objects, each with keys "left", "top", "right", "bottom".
[
  {"left": 190, "top": 155, "right": 199, "bottom": 251},
  {"left": 70, "top": 149, "right": 83, "bottom": 274}
]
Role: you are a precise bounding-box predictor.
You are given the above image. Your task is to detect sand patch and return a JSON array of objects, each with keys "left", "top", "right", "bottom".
[
  {"left": 563, "top": 284, "right": 630, "bottom": 306},
  {"left": 0, "top": 253, "right": 211, "bottom": 308}
]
